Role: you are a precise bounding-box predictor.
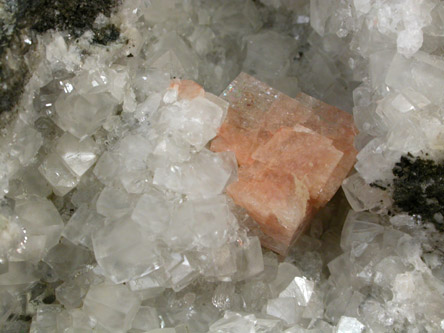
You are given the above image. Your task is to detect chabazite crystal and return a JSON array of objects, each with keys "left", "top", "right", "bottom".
[{"left": 211, "top": 73, "right": 357, "bottom": 255}]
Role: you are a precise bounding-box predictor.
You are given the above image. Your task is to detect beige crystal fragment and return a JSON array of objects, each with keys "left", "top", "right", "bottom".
[{"left": 211, "top": 73, "right": 357, "bottom": 255}]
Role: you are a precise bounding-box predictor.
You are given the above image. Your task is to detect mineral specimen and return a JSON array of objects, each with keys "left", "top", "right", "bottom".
[
  {"left": 212, "top": 73, "right": 357, "bottom": 255},
  {"left": 1, "top": 0, "right": 444, "bottom": 332}
]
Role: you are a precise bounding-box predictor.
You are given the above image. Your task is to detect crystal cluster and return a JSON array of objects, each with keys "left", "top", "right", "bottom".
[
  {"left": 0, "top": 0, "right": 444, "bottom": 332},
  {"left": 211, "top": 72, "right": 357, "bottom": 255}
]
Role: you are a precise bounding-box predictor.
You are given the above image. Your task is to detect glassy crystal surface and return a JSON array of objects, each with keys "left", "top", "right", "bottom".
[{"left": 55, "top": 132, "right": 98, "bottom": 177}]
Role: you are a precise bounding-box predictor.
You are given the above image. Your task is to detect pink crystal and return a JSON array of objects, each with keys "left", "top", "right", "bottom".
[{"left": 211, "top": 73, "right": 357, "bottom": 255}]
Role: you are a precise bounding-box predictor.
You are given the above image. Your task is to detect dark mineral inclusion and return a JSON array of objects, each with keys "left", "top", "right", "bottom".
[
  {"left": 392, "top": 154, "right": 444, "bottom": 231},
  {"left": 0, "top": 0, "right": 120, "bottom": 113}
]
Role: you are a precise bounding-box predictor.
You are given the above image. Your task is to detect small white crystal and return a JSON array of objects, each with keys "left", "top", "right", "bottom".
[
  {"left": 93, "top": 151, "right": 121, "bottom": 187},
  {"left": 92, "top": 217, "right": 160, "bottom": 283},
  {"left": 153, "top": 149, "right": 235, "bottom": 199},
  {"left": 266, "top": 298, "right": 304, "bottom": 325},
  {"left": 342, "top": 173, "right": 391, "bottom": 213},
  {"left": 242, "top": 30, "right": 298, "bottom": 80},
  {"left": 131, "top": 189, "right": 171, "bottom": 235},
  {"left": 38, "top": 153, "right": 80, "bottom": 196},
  {"left": 96, "top": 186, "right": 134, "bottom": 219},
  {"left": 55, "top": 132, "right": 98, "bottom": 177},
  {"left": 12, "top": 196, "right": 64, "bottom": 262},
  {"left": 340, "top": 211, "right": 384, "bottom": 252},
  {"left": 55, "top": 92, "right": 118, "bottom": 139},
  {"left": 131, "top": 306, "right": 160, "bottom": 331},
  {"left": 336, "top": 316, "right": 365, "bottom": 333},
  {"left": 62, "top": 204, "right": 105, "bottom": 249},
  {"left": 83, "top": 283, "right": 141, "bottom": 332},
  {"left": 269, "top": 263, "right": 302, "bottom": 297},
  {"left": 279, "top": 276, "right": 315, "bottom": 306}
]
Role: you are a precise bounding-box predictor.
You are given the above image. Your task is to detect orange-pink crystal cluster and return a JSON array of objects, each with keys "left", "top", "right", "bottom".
[{"left": 211, "top": 73, "right": 358, "bottom": 255}]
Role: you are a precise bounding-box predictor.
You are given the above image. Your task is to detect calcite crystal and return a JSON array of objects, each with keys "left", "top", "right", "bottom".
[{"left": 212, "top": 73, "right": 357, "bottom": 255}]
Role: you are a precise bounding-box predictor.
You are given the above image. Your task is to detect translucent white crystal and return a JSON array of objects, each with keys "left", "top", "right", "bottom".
[
  {"left": 355, "top": 138, "right": 402, "bottom": 183},
  {"left": 342, "top": 173, "right": 392, "bottom": 213},
  {"left": 96, "top": 186, "right": 134, "bottom": 219},
  {"left": 386, "top": 52, "right": 444, "bottom": 106},
  {"left": 340, "top": 211, "right": 384, "bottom": 252},
  {"left": 12, "top": 196, "right": 64, "bottom": 262},
  {"left": 55, "top": 132, "right": 98, "bottom": 177},
  {"left": 55, "top": 268, "right": 101, "bottom": 309},
  {"left": 128, "top": 270, "right": 166, "bottom": 298},
  {"left": 43, "top": 238, "right": 94, "bottom": 280},
  {"left": 29, "top": 305, "right": 63, "bottom": 333},
  {"left": 279, "top": 276, "right": 315, "bottom": 306},
  {"left": 232, "top": 236, "right": 264, "bottom": 280},
  {"left": 131, "top": 189, "right": 171, "bottom": 235},
  {"left": 189, "top": 196, "right": 237, "bottom": 249},
  {"left": 62, "top": 204, "right": 105, "bottom": 250},
  {"left": 153, "top": 149, "right": 236, "bottom": 199},
  {"left": 83, "top": 283, "right": 141, "bottom": 332},
  {"left": 147, "top": 32, "right": 198, "bottom": 80},
  {"left": 212, "top": 0, "right": 262, "bottom": 37},
  {"left": 169, "top": 255, "right": 199, "bottom": 292},
  {"left": 158, "top": 97, "right": 224, "bottom": 151},
  {"left": 266, "top": 298, "right": 304, "bottom": 325},
  {"left": 93, "top": 151, "right": 121, "bottom": 187},
  {"left": 92, "top": 217, "right": 161, "bottom": 283},
  {"left": 336, "top": 316, "right": 365, "bottom": 333},
  {"left": 242, "top": 30, "right": 298, "bottom": 80},
  {"left": 0, "top": 213, "right": 24, "bottom": 270},
  {"left": 38, "top": 152, "right": 80, "bottom": 196},
  {"left": 8, "top": 120, "right": 43, "bottom": 166},
  {"left": 269, "top": 263, "right": 302, "bottom": 297},
  {"left": 209, "top": 311, "right": 282, "bottom": 333},
  {"left": 131, "top": 306, "right": 160, "bottom": 331},
  {"left": 8, "top": 166, "right": 52, "bottom": 199},
  {"left": 116, "top": 134, "right": 153, "bottom": 172},
  {"left": 55, "top": 92, "right": 118, "bottom": 139},
  {"left": 0, "top": 262, "right": 39, "bottom": 289}
]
